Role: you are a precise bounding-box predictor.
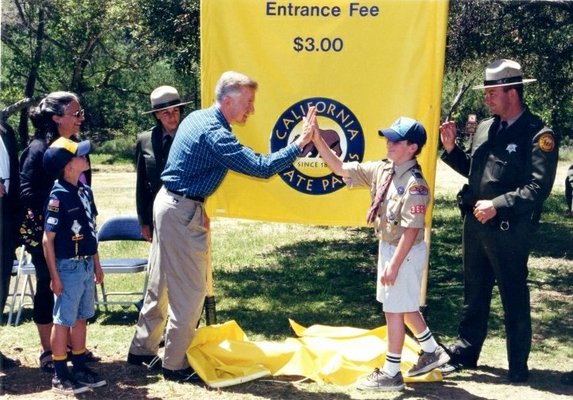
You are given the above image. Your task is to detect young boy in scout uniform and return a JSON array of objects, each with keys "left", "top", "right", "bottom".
[
  {"left": 312, "top": 116, "right": 449, "bottom": 392},
  {"left": 42, "top": 137, "right": 106, "bottom": 394}
]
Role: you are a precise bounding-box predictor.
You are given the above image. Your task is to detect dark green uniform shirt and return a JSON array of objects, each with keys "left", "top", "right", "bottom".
[{"left": 442, "top": 108, "right": 558, "bottom": 225}]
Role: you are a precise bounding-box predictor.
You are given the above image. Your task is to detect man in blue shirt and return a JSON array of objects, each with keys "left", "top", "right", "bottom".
[{"left": 128, "top": 71, "right": 316, "bottom": 382}]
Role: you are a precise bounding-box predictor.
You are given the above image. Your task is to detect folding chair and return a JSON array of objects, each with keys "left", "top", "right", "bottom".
[
  {"left": 7, "top": 245, "right": 36, "bottom": 326},
  {"left": 96, "top": 216, "right": 148, "bottom": 311}
]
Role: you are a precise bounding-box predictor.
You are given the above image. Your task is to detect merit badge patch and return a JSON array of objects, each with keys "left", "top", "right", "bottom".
[
  {"left": 46, "top": 217, "right": 58, "bottom": 225},
  {"left": 538, "top": 133, "right": 555, "bottom": 153}
]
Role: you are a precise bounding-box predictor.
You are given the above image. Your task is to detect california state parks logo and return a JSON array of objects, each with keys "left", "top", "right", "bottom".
[{"left": 270, "top": 97, "right": 365, "bottom": 195}]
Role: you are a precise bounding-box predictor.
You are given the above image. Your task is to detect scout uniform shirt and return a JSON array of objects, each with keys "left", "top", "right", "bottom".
[
  {"left": 44, "top": 179, "right": 98, "bottom": 258},
  {"left": 343, "top": 158, "right": 429, "bottom": 245}
]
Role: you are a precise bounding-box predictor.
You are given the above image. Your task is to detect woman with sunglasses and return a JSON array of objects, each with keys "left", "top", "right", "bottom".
[{"left": 19, "top": 91, "right": 97, "bottom": 375}]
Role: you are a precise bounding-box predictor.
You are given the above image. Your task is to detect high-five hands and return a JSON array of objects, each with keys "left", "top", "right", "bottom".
[{"left": 294, "top": 106, "right": 317, "bottom": 150}]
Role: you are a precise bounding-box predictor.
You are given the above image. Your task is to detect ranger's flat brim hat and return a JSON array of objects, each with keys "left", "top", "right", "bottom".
[
  {"left": 473, "top": 59, "right": 536, "bottom": 89},
  {"left": 142, "top": 86, "right": 191, "bottom": 114}
]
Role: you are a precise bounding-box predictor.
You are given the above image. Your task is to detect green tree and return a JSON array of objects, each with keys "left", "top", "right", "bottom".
[
  {"left": 444, "top": 0, "right": 573, "bottom": 140},
  {"left": 1, "top": 0, "right": 198, "bottom": 148},
  {"left": 133, "top": 0, "right": 200, "bottom": 106}
]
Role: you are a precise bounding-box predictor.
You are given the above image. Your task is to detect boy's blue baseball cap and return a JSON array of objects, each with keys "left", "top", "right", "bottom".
[
  {"left": 43, "top": 137, "right": 90, "bottom": 176},
  {"left": 379, "top": 116, "right": 427, "bottom": 148}
]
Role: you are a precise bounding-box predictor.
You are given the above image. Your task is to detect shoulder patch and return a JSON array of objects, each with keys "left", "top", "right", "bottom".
[
  {"left": 409, "top": 185, "right": 428, "bottom": 195},
  {"left": 46, "top": 217, "right": 58, "bottom": 225},
  {"left": 538, "top": 132, "right": 555, "bottom": 153},
  {"left": 410, "top": 205, "right": 426, "bottom": 214},
  {"left": 47, "top": 199, "right": 60, "bottom": 212}
]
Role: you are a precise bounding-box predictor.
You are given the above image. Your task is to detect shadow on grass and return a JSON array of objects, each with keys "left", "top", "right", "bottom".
[
  {"left": 96, "top": 307, "right": 140, "bottom": 326},
  {"left": 207, "top": 193, "right": 572, "bottom": 353},
  {"left": 442, "top": 365, "right": 573, "bottom": 397},
  {"left": 215, "top": 229, "right": 382, "bottom": 339},
  {"left": 0, "top": 361, "right": 163, "bottom": 400},
  {"left": 56, "top": 192, "right": 571, "bottom": 361}
]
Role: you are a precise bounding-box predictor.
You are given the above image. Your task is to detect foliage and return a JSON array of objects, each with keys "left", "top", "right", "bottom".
[
  {"left": 444, "top": 0, "right": 573, "bottom": 140},
  {"left": 2, "top": 0, "right": 573, "bottom": 151},
  {"left": 92, "top": 132, "right": 137, "bottom": 162},
  {"left": 134, "top": 0, "right": 200, "bottom": 76},
  {"left": 0, "top": 0, "right": 200, "bottom": 148}
]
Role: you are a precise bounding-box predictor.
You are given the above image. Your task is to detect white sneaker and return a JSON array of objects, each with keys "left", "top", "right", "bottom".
[
  {"left": 356, "top": 368, "right": 404, "bottom": 391},
  {"left": 406, "top": 346, "right": 451, "bottom": 377}
]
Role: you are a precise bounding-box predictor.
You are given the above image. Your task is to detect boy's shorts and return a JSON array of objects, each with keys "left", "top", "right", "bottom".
[
  {"left": 53, "top": 257, "right": 96, "bottom": 327},
  {"left": 376, "top": 240, "right": 426, "bottom": 313}
]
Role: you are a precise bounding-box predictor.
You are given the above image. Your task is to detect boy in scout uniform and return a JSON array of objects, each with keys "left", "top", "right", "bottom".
[
  {"left": 42, "top": 137, "right": 106, "bottom": 394},
  {"left": 312, "top": 116, "right": 449, "bottom": 392}
]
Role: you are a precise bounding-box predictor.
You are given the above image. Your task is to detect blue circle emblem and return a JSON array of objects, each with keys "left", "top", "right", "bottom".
[{"left": 270, "top": 97, "right": 365, "bottom": 195}]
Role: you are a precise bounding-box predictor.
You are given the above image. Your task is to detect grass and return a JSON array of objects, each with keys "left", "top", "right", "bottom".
[{"left": 1, "top": 161, "right": 572, "bottom": 399}]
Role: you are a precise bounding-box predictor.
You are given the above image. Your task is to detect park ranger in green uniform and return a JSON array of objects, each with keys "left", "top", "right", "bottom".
[{"left": 439, "top": 59, "right": 558, "bottom": 383}]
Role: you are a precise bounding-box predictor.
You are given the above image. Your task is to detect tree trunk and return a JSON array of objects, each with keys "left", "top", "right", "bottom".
[{"left": 17, "top": 7, "right": 44, "bottom": 145}]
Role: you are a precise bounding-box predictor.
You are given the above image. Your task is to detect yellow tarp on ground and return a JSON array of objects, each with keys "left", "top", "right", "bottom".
[{"left": 186, "top": 319, "right": 442, "bottom": 389}]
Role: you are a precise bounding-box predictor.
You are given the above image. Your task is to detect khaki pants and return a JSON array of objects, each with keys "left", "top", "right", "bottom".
[{"left": 129, "top": 187, "right": 209, "bottom": 370}]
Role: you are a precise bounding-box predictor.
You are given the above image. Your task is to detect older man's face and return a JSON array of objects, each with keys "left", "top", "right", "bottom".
[{"left": 227, "top": 86, "right": 256, "bottom": 125}]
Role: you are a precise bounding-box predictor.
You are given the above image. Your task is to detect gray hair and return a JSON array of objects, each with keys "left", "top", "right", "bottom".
[{"left": 214, "top": 71, "right": 258, "bottom": 104}]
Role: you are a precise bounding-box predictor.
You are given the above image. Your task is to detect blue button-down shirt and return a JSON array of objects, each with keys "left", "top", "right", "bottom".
[{"left": 161, "top": 105, "right": 301, "bottom": 197}]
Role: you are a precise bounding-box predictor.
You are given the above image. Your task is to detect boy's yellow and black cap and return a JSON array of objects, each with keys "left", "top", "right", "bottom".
[{"left": 43, "top": 137, "right": 90, "bottom": 176}]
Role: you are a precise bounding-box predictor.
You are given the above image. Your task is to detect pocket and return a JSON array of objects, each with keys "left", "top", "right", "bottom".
[
  {"left": 56, "top": 259, "right": 79, "bottom": 274},
  {"left": 186, "top": 205, "right": 209, "bottom": 233},
  {"left": 491, "top": 159, "right": 508, "bottom": 180},
  {"left": 144, "top": 156, "right": 158, "bottom": 177}
]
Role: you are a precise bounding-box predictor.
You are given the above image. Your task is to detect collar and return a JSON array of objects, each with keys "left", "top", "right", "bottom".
[
  {"left": 500, "top": 108, "right": 525, "bottom": 129},
  {"left": 57, "top": 178, "right": 86, "bottom": 191},
  {"left": 213, "top": 105, "right": 232, "bottom": 132},
  {"left": 393, "top": 158, "right": 419, "bottom": 178}
]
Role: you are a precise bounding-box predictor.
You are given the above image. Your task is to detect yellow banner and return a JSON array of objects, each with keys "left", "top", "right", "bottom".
[{"left": 201, "top": 0, "right": 448, "bottom": 226}]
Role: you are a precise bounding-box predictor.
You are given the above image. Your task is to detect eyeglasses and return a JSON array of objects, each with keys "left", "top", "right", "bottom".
[{"left": 71, "top": 109, "right": 85, "bottom": 118}]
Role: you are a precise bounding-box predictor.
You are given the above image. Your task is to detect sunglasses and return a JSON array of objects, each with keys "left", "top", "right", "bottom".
[{"left": 70, "top": 109, "right": 85, "bottom": 118}]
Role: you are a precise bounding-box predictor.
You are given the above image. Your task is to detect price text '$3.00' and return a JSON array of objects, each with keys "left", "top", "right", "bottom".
[{"left": 293, "top": 37, "right": 344, "bottom": 53}]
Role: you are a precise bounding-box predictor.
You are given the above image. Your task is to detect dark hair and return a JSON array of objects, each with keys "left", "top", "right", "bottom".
[
  {"left": 503, "top": 84, "right": 524, "bottom": 103},
  {"left": 29, "top": 91, "right": 79, "bottom": 143},
  {"left": 407, "top": 140, "right": 424, "bottom": 156},
  {"left": 152, "top": 106, "right": 185, "bottom": 125}
]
